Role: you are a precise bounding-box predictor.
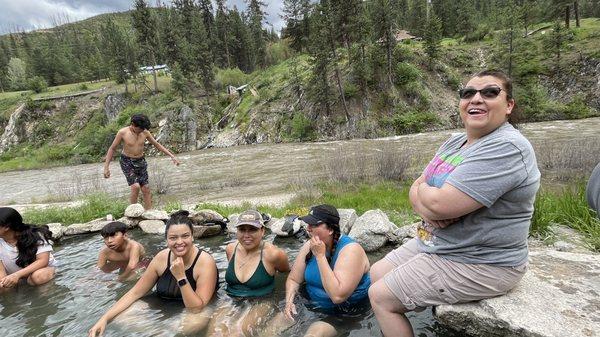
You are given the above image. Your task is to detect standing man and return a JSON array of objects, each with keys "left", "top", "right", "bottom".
[{"left": 103, "top": 114, "right": 180, "bottom": 210}]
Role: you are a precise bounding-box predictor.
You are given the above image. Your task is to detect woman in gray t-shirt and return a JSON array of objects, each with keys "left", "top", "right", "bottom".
[{"left": 368, "top": 70, "right": 541, "bottom": 337}]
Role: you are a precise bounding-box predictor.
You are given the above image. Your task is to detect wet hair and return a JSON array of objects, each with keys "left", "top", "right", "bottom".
[
  {"left": 304, "top": 222, "right": 341, "bottom": 265},
  {"left": 131, "top": 114, "right": 151, "bottom": 130},
  {"left": 100, "top": 221, "right": 127, "bottom": 238},
  {"left": 0, "top": 207, "right": 53, "bottom": 268},
  {"left": 472, "top": 69, "right": 521, "bottom": 127},
  {"left": 165, "top": 210, "right": 194, "bottom": 237}
]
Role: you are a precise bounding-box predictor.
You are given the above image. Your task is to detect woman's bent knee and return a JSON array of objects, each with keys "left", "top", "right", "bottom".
[{"left": 28, "top": 267, "right": 55, "bottom": 286}]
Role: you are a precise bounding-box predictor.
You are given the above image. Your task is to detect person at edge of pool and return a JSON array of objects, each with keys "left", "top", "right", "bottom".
[
  {"left": 0, "top": 207, "right": 57, "bottom": 291},
  {"left": 275, "top": 204, "right": 371, "bottom": 337},
  {"left": 103, "top": 113, "right": 181, "bottom": 210},
  {"left": 206, "top": 210, "right": 291, "bottom": 336},
  {"left": 97, "top": 221, "right": 147, "bottom": 281},
  {"left": 368, "top": 69, "right": 541, "bottom": 337},
  {"left": 88, "top": 210, "right": 218, "bottom": 337}
]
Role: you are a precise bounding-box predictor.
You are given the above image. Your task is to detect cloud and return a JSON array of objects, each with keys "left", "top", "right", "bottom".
[{"left": 0, "top": 0, "right": 284, "bottom": 36}]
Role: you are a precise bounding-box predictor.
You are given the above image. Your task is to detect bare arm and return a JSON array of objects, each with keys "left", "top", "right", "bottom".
[
  {"left": 284, "top": 242, "right": 310, "bottom": 320},
  {"left": 145, "top": 131, "right": 180, "bottom": 165},
  {"left": 171, "top": 253, "right": 217, "bottom": 311},
  {"left": 97, "top": 249, "right": 108, "bottom": 269},
  {"left": 416, "top": 182, "right": 483, "bottom": 220},
  {"left": 311, "top": 238, "right": 368, "bottom": 304},
  {"left": 88, "top": 255, "right": 160, "bottom": 337},
  {"left": 103, "top": 130, "right": 124, "bottom": 178},
  {"left": 118, "top": 243, "right": 142, "bottom": 281}
]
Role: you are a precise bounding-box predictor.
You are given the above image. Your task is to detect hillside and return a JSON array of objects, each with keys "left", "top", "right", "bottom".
[{"left": 0, "top": 18, "right": 599, "bottom": 172}]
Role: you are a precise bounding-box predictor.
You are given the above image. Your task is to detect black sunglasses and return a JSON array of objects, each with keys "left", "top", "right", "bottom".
[{"left": 458, "top": 86, "right": 502, "bottom": 100}]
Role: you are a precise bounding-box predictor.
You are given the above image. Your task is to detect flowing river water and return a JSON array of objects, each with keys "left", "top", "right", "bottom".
[
  {"left": 0, "top": 118, "right": 599, "bottom": 337},
  {"left": 2, "top": 117, "right": 599, "bottom": 207}
]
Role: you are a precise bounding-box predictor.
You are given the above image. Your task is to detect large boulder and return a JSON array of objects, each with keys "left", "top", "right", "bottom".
[
  {"left": 190, "top": 209, "right": 224, "bottom": 225},
  {"left": 192, "top": 224, "right": 222, "bottom": 238},
  {"left": 348, "top": 209, "right": 397, "bottom": 252},
  {"left": 338, "top": 209, "right": 358, "bottom": 235},
  {"left": 46, "top": 223, "right": 65, "bottom": 241},
  {"left": 124, "top": 204, "right": 145, "bottom": 218},
  {"left": 64, "top": 218, "right": 111, "bottom": 236},
  {"left": 435, "top": 249, "right": 600, "bottom": 337},
  {"left": 139, "top": 220, "right": 166, "bottom": 235},
  {"left": 117, "top": 217, "right": 139, "bottom": 229},
  {"left": 141, "top": 210, "right": 169, "bottom": 221},
  {"left": 227, "top": 213, "right": 239, "bottom": 234}
]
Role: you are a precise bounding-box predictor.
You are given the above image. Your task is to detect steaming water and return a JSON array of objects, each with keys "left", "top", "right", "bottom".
[{"left": 0, "top": 230, "right": 461, "bottom": 337}]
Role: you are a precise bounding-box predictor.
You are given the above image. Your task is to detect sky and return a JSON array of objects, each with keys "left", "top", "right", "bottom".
[{"left": 0, "top": 0, "right": 284, "bottom": 36}]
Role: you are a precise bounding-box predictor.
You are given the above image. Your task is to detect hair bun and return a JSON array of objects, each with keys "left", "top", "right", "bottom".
[{"left": 170, "top": 210, "right": 190, "bottom": 217}]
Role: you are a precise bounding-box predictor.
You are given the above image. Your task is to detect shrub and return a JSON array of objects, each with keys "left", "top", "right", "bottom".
[
  {"left": 394, "top": 62, "right": 422, "bottom": 87},
  {"left": 343, "top": 82, "right": 359, "bottom": 99},
  {"left": 290, "top": 112, "right": 315, "bottom": 141},
  {"left": 464, "top": 24, "right": 491, "bottom": 42},
  {"left": 79, "top": 83, "right": 89, "bottom": 91},
  {"left": 403, "top": 81, "right": 431, "bottom": 109},
  {"left": 28, "top": 76, "right": 48, "bottom": 93},
  {"left": 265, "top": 40, "right": 292, "bottom": 66},
  {"left": 215, "top": 68, "right": 249, "bottom": 90},
  {"left": 391, "top": 110, "right": 439, "bottom": 134}
]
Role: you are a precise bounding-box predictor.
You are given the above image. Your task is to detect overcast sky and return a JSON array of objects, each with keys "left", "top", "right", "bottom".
[{"left": 0, "top": 0, "right": 284, "bottom": 36}]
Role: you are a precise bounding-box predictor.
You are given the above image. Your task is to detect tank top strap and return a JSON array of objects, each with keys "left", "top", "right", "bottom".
[
  {"left": 190, "top": 248, "right": 202, "bottom": 269},
  {"left": 166, "top": 250, "right": 172, "bottom": 268},
  {"left": 232, "top": 242, "right": 240, "bottom": 259},
  {"left": 259, "top": 241, "right": 265, "bottom": 259}
]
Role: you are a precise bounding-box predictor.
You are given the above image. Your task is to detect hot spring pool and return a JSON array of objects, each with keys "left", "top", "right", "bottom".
[{"left": 0, "top": 229, "right": 461, "bottom": 337}]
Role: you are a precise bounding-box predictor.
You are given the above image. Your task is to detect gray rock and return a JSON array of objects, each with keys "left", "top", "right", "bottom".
[
  {"left": 46, "top": 223, "right": 64, "bottom": 241},
  {"left": 435, "top": 249, "right": 600, "bottom": 337},
  {"left": 192, "top": 224, "right": 222, "bottom": 238},
  {"left": 190, "top": 209, "right": 224, "bottom": 225},
  {"left": 124, "top": 204, "right": 145, "bottom": 218},
  {"left": 227, "top": 213, "right": 239, "bottom": 234},
  {"left": 141, "top": 210, "right": 169, "bottom": 220},
  {"left": 64, "top": 218, "right": 111, "bottom": 235},
  {"left": 348, "top": 209, "right": 397, "bottom": 252},
  {"left": 391, "top": 222, "right": 419, "bottom": 244},
  {"left": 552, "top": 240, "right": 576, "bottom": 252},
  {"left": 117, "top": 217, "right": 139, "bottom": 229},
  {"left": 139, "top": 220, "right": 166, "bottom": 235},
  {"left": 103, "top": 94, "right": 125, "bottom": 121},
  {"left": 338, "top": 209, "right": 358, "bottom": 235}
]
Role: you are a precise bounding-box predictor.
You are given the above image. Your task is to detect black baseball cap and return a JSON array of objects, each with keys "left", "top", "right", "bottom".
[{"left": 299, "top": 204, "right": 340, "bottom": 227}]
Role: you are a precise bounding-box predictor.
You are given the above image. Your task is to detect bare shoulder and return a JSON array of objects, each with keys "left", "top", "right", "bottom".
[
  {"left": 118, "top": 127, "right": 129, "bottom": 135},
  {"left": 225, "top": 242, "right": 236, "bottom": 258},
  {"left": 199, "top": 249, "right": 216, "bottom": 265},
  {"left": 142, "top": 129, "right": 154, "bottom": 139},
  {"left": 129, "top": 239, "right": 145, "bottom": 253},
  {"left": 264, "top": 242, "right": 286, "bottom": 262},
  {"left": 338, "top": 242, "right": 366, "bottom": 258}
]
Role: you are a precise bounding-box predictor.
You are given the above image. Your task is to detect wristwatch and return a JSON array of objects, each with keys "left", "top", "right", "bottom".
[{"left": 177, "top": 278, "right": 188, "bottom": 287}]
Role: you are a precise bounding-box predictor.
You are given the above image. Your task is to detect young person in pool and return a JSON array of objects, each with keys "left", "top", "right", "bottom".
[
  {"left": 207, "top": 210, "right": 290, "bottom": 336},
  {"left": 88, "top": 210, "right": 218, "bottom": 337}
]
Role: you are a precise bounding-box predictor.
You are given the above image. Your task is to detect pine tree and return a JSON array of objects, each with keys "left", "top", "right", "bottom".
[
  {"left": 100, "top": 17, "right": 135, "bottom": 93},
  {"left": 247, "top": 0, "right": 267, "bottom": 68},
  {"left": 281, "top": 0, "right": 312, "bottom": 52},
  {"left": 230, "top": 6, "right": 254, "bottom": 72},
  {"left": 198, "top": 0, "right": 217, "bottom": 62},
  {"left": 423, "top": 13, "right": 442, "bottom": 68},
  {"left": 215, "top": 0, "right": 232, "bottom": 68},
  {"left": 369, "top": 0, "right": 396, "bottom": 87},
  {"left": 132, "top": 0, "right": 160, "bottom": 93},
  {"left": 170, "top": 62, "right": 189, "bottom": 101}
]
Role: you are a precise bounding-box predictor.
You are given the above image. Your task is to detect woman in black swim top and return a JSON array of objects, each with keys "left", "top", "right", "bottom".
[{"left": 89, "top": 210, "right": 218, "bottom": 337}]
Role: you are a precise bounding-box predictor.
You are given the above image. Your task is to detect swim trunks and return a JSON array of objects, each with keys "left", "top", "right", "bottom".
[{"left": 119, "top": 154, "right": 149, "bottom": 186}]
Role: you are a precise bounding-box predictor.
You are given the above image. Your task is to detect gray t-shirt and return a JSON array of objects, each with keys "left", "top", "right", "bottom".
[{"left": 416, "top": 122, "right": 540, "bottom": 266}]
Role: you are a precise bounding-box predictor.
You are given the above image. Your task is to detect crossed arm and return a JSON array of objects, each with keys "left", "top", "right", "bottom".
[
  {"left": 0, "top": 252, "right": 51, "bottom": 288},
  {"left": 410, "top": 174, "right": 484, "bottom": 226}
]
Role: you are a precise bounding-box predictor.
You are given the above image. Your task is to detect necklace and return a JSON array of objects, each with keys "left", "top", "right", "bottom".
[{"left": 236, "top": 250, "right": 260, "bottom": 269}]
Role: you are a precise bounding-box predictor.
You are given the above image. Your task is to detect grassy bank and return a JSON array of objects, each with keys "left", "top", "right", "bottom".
[{"left": 22, "top": 193, "right": 127, "bottom": 226}]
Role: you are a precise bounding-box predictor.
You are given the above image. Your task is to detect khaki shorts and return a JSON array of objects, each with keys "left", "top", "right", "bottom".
[{"left": 383, "top": 238, "right": 527, "bottom": 310}]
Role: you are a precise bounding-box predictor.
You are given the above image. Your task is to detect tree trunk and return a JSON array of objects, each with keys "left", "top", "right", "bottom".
[
  {"left": 151, "top": 53, "right": 158, "bottom": 94},
  {"left": 508, "top": 26, "right": 514, "bottom": 76},
  {"left": 565, "top": 6, "right": 570, "bottom": 28},
  {"left": 328, "top": 21, "right": 350, "bottom": 123},
  {"left": 574, "top": 1, "right": 580, "bottom": 28}
]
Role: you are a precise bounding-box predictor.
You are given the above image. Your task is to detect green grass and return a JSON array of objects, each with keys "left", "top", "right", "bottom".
[
  {"left": 22, "top": 193, "right": 127, "bottom": 226},
  {"left": 196, "top": 181, "right": 417, "bottom": 227},
  {"left": 531, "top": 182, "right": 600, "bottom": 251}
]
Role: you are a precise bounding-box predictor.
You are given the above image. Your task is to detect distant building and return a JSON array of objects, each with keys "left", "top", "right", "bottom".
[
  {"left": 377, "top": 30, "right": 420, "bottom": 44},
  {"left": 139, "top": 64, "right": 170, "bottom": 75}
]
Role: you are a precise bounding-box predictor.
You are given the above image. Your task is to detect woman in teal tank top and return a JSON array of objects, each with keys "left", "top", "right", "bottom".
[{"left": 207, "top": 210, "right": 290, "bottom": 336}]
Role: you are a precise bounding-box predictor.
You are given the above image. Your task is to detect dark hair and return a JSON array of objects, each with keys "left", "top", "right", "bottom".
[
  {"left": 131, "top": 114, "right": 151, "bottom": 130},
  {"left": 165, "top": 210, "right": 194, "bottom": 237},
  {"left": 100, "top": 221, "right": 127, "bottom": 238},
  {"left": 473, "top": 69, "right": 521, "bottom": 127},
  {"left": 0, "top": 207, "right": 53, "bottom": 268},
  {"left": 304, "top": 222, "right": 341, "bottom": 265}
]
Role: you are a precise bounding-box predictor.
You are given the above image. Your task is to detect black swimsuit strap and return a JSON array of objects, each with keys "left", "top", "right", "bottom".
[{"left": 190, "top": 248, "right": 202, "bottom": 268}]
